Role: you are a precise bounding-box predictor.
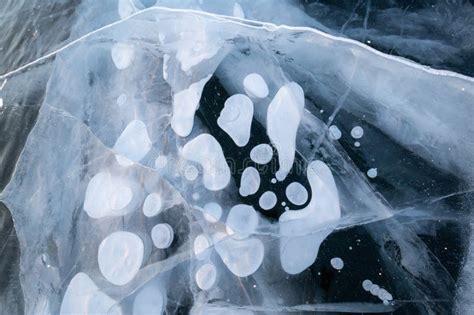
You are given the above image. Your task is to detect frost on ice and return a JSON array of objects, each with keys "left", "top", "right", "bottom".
[{"left": 0, "top": 2, "right": 473, "bottom": 315}]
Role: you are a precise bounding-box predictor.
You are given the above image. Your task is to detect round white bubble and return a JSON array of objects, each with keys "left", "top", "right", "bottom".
[
  {"left": 285, "top": 182, "right": 308, "bottom": 206},
  {"left": 142, "top": 193, "right": 163, "bottom": 217},
  {"left": 330, "top": 257, "right": 344, "bottom": 270},
  {"left": 367, "top": 168, "right": 378, "bottom": 178},
  {"left": 184, "top": 164, "right": 199, "bottom": 181},
  {"left": 151, "top": 223, "right": 174, "bottom": 249},
  {"left": 195, "top": 263, "right": 217, "bottom": 290},
  {"left": 98, "top": 231, "right": 144, "bottom": 286},
  {"left": 243, "top": 73, "right": 269, "bottom": 99},
  {"left": 259, "top": 191, "right": 277, "bottom": 210},
  {"left": 250, "top": 144, "right": 273, "bottom": 164},
  {"left": 354, "top": 141, "right": 361, "bottom": 147},
  {"left": 328, "top": 125, "right": 342, "bottom": 140},
  {"left": 362, "top": 279, "right": 373, "bottom": 291},
  {"left": 351, "top": 126, "right": 364, "bottom": 139}
]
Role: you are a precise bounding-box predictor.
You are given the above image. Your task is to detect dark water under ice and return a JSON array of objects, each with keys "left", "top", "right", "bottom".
[{"left": 0, "top": 1, "right": 473, "bottom": 314}]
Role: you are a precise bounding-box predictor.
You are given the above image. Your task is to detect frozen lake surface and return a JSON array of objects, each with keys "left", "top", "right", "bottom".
[{"left": 0, "top": 1, "right": 473, "bottom": 314}]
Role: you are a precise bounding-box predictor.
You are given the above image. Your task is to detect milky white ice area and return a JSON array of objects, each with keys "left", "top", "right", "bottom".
[
  {"left": 250, "top": 143, "right": 273, "bottom": 164},
  {"left": 217, "top": 94, "right": 253, "bottom": 147},
  {"left": 171, "top": 75, "right": 211, "bottom": 137},
  {"left": 239, "top": 167, "right": 260, "bottom": 197},
  {"left": 259, "top": 191, "right": 277, "bottom": 210},
  {"left": 243, "top": 73, "right": 269, "bottom": 99},
  {"left": 113, "top": 120, "right": 152, "bottom": 165},
  {"left": 111, "top": 42, "right": 134, "bottom": 70},
  {"left": 60, "top": 272, "right": 121, "bottom": 315},
  {"left": 142, "top": 193, "right": 163, "bottom": 217},
  {"left": 98, "top": 231, "right": 144, "bottom": 286},
  {"left": 151, "top": 223, "right": 174, "bottom": 249},
  {"left": 83, "top": 171, "right": 134, "bottom": 218},
  {"left": 195, "top": 263, "right": 217, "bottom": 290},
  {"left": 267, "top": 82, "right": 304, "bottom": 181},
  {"left": 285, "top": 182, "right": 308, "bottom": 206},
  {"left": 182, "top": 134, "right": 230, "bottom": 191}
]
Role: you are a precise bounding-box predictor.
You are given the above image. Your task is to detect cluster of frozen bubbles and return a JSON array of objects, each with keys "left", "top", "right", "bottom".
[
  {"left": 362, "top": 279, "right": 394, "bottom": 305},
  {"left": 60, "top": 18, "right": 391, "bottom": 313},
  {"left": 328, "top": 125, "right": 378, "bottom": 179}
]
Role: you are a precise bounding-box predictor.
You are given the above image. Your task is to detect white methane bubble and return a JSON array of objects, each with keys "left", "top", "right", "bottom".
[
  {"left": 142, "top": 193, "right": 163, "bottom": 217},
  {"left": 362, "top": 280, "right": 373, "bottom": 291},
  {"left": 217, "top": 94, "right": 254, "bottom": 147},
  {"left": 243, "top": 73, "right": 269, "bottom": 99},
  {"left": 285, "top": 182, "right": 308, "bottom": 206},
  {"left": 367, "top": 168, "right": 378, "bottom": 178},
  {"left": 267, "top": 82, "right": 304, "bottom": 181},
  {"left": 215, "top": 237, "right": 264, "bottom": 278},
  {"left": 151, "top": 223, "right": 174, "bottom": 249},
  {"left": 182, "top": 133, "right": 231, "bottom": 191},
  {"left": 328, "top": 125, "right": 342, "bottom": 140},
  {"left": 226, "top": 204, "right": 259, "bottom": 238},
  {"left": 133, "top": 283, "right": 165, "bottom": 315},
  {"left": 250, "top": 144, "right": 273, "bottom": 164},
  {"left": 350, "top": 126, "right": 364, "bottom": 139},
  {"left": 259, "top": 191, "right": 277, "bottom": 210},
  {"left": 83, "top": 172, "right": 134, "bottom": 218},
  {"left": 195, "top": 263, "right": 217, "bottom": 290},
  {"left": 330, "top": 257, "right": 344, "bottom": 270},
  {"left": 239, "top": 167, "right": 261, "bottom": 197},
  {"left": 98, "top": 232, "right": 144, "bottom": 286},
  {"left": 171, "top": 75, "right": 211, "bottom": 137},
  {"left": 60, "top": 273, "right": 122, "bottom": 315}
]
